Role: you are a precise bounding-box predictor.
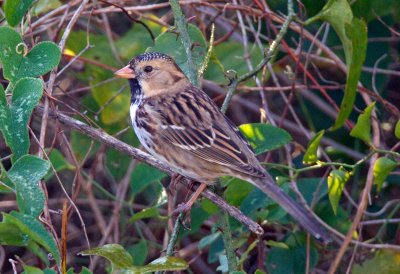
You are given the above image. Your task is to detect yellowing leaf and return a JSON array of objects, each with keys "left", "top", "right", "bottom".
[
  {"left": 373, "top": 157, "right": 397, "bottom": 191},
  {"left": 352, "top": 250, "right": 400, "bottom": 274},
  {"left": 303, "top": 130, "right": 325, "bottom": 164},
  {"left": 350, "top": 102, "right": 375, "bottom": 143},
  {"left": 395, "top": 119, "right": 400, "bottom": 139},
  {"left": 239, "top": 123, "right": 292, "bottom": 155},
  {"left": 327, "top": 169, "right": 350, "bottom": 215},
  {"left": 80, "top": 244, "right": 133, "bottom": 269}
]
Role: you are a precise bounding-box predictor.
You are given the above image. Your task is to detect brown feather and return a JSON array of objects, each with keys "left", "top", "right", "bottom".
[{"left": 149, "top": 85, "right": 267, "bottom": 179}]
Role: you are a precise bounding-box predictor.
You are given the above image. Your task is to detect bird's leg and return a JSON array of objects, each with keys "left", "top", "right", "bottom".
[
  {"left": 173, "top": 182, "right": 207, "bottom": 215},
  {"left": 167, "top": 174, "right": 184, "bottom": 232},
  {"left": 173, "top": 182, "right": 208, "bottom": 229},
  {"left": 168, "top": 173, "right": 184, "bottom": 196}
]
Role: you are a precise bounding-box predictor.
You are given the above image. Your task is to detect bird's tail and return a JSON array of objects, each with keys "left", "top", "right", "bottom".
[{"left": 248, "top": 175, "right": 332, "bottom": 244}]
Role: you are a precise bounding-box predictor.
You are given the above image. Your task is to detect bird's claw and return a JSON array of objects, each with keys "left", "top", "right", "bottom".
[
  {"left": 173, "top": 202, "right": 191, "bottom": 215},
  {"left": 168, "top": 174, "right": 183, "bottom": 195},
  {"left": 172, "top": 202, "right": 192, "bottom": 229}
]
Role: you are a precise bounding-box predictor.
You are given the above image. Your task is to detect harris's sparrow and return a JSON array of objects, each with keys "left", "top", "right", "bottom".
[{"left": 115, "top": 52, "right": 331, "bottom": 243}]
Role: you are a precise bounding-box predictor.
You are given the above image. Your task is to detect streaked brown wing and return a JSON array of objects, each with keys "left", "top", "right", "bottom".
[{"left": 158, "top": 87, "right": 266, "bottom": 178}]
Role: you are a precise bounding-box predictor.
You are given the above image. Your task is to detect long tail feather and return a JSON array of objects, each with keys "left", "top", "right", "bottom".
[{"left": 249, "top": 175, "right": 332, "bottom": 244}]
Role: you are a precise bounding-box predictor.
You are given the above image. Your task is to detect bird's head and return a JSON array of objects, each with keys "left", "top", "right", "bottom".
[{"left": 115, "top": 52, "right": 189, "bottom": 97}]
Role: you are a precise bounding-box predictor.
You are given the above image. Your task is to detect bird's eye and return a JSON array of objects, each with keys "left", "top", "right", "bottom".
[{"left": 144, "top": 66, "right": 153, "bottom": 73}]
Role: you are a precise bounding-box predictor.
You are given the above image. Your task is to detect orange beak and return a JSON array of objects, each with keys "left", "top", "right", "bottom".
[{"left": 114, "top": 65, "right": 135, "bottom": 79}]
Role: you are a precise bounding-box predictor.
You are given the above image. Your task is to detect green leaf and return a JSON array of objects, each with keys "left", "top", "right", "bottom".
[
  {"left": 204, "top": 42, "right": 263, "bottom": 84},
  {"left": 240, "top": 185, "right": 287, "bottom": 219},
  {"left": 223, "top": 178, "right": 254, "bottom": 206},
  {"left": 127, "top": 239, "right": 148, "bottom": 266},
  {"left": 216, "top": 255, "right": 229, "bottom": 273},
  {"left": 0, "top": 221, "right": 50, "bottom": 263},
  {"left": 0, "top": 222, "right": 27, "bottom": 246},
  {"left": 147, "top": 24, "right": 207, "bottom": 78},
  {"left": 0, "top": 27, "right": 61, "bottom": 83},
  {"left": 352, "top": 0, "right": 399, "bottom": 22},
  {"left": 7, "top": 155, "right": 50, "bottom": 216},
  {"left": 10, "top": 78, "right": 43, "bottom": 159},
  {"left": 373, "top": 157, "right": 397, "bottom": 192},
  {"left": 0, "top": 78, "right": 44, "bottom": 161},
  {"left": 198, "top": 232, "right": 221, "bottom": 250},
  {"left": 395, "top": 119, "right": 400, "bottom": 139},
  {"left": 71, "top": 131, "right": 100, "bottom": 161},
  {"left": 305, "top": 0, "right": 353, "bottom": 64},
  {"left": 31, "top": 0, "right": 61, "bottom": 16},
  {"left": 129, "top": 206, "right": 167, "bottom": 223},
  {"left": 23, "top": 265, "right": 43, "bottom": 274},
  {"left": 266, "top": 234, "right": 319, "bottom": 274},
  {"left": 3, "top": 211, "right": 60, "bottom": 264},
  {"left": 350, "top": 102, "right": 375, "bottom": 143},
  {"left": 331, "top": 18, "right": 368, "bottom": 130},
  {"left": 207, "top": 234, "right": 225, "bottom": 263},
  {"left": 93, "top": 78, "right": 130, "bottom": 125},
  {"left": 80, "top": 244, "right": 188, "bottom": 273},
  {"left": 131, "top": 163, "right": 167, "bottom": 196},
  {"left": 80, "top": 267, "right": 93, "bottom": 274},
  {"left": 116, "top": 20, "right": 163, "bottom": 61},
  {"left": 4, "top": 0, "right": 35, "bottom": 26},
  {"left": 327, "top": 169, "right": 350, "bottom": 215},
  {"left": 305, "top": 1, "right": 368, "bottom": 130},
  {"left": 266, "top": 240, "right": 289, "bottom": 249},
  {"left": 106, "top": 149, "right": 131, "bottom": 181},
  {"left": 65, "top": 30, "right": 129, "bottom": 125},
  {"left": 43, "top": 269, "right": 57, "bottom": 274},
  {"left": 239, "top": 123, "right": 292, "bottom": 155},
  {"left": 0, "top": 84, "right": 12, "bottom": 147},
  {"left": 45, "top": 149, "right": 75, "bottom": 180},
  {"left": 296, "top": 177, "right": 328, "bottom": 206},
  {"left": 23, "top": 265, "right": 49, "bottom": 274},
  {"left": 137, "top": 256, "right": 188, "bottom": 273},
  {"left": 303, "top": 130, "right": 325, "bottom": 164},
  {"left": 352, "top": 249, "right": 400, "bottom": 274},
  {"left": 80, "top": 244, "right": 133, "bottom": 269}
]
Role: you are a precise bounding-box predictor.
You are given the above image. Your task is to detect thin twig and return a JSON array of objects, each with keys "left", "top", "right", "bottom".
[
  {"left": 39, "top": 0, "right": 89, "bottom": 158},
  {"left": 169, "top": 0, "right": 198, "bottom": 86},
  {"left": 221, "top": 0, "right": 295, "bottom": 112},
  {"left": 166, "top": 214, "right": 184, "bottom": 256},
  {"left": 217, "top": 200, "right": 238, "bottom": 272}
]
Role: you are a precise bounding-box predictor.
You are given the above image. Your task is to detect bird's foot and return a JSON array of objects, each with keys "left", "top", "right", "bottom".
[
  {"left": 172, "top": 202, "right": 192, "bottom": 229},
  {"left": 173, "top": 202, "right": 192, "bottom": 215},
  {"left": 168, "top": 173, "right": 184, "bottom": 195}
]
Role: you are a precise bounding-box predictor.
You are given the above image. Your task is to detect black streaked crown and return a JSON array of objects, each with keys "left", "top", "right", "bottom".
[{"left": 129, "top": 52, "right": 174, "bottom": 67}]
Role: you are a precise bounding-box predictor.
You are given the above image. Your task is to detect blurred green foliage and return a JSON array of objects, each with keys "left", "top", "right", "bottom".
[{"left": 0, "top": 0, "right": 400, "bottom": 273}]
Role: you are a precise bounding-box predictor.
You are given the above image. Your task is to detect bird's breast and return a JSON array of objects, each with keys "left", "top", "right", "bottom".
[{"left": 130, "top": 101, "right": 159, "bottom": 153}]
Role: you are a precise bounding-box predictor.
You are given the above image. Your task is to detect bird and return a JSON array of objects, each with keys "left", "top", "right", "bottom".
[{"left": 114, "top": 52, "right": 331, "bottom": 243}]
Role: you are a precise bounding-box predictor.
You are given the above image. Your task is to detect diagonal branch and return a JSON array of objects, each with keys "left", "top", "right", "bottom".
[{"left": 33, "top": 105, "right": 264, "bottom": 236}]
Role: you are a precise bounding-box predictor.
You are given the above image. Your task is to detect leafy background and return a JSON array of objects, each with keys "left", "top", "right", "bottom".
[{"left": 0, "top": 0, "right": 400, "bottom": 273}]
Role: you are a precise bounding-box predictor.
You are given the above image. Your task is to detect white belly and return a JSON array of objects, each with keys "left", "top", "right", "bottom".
[{"left": 130, "top": 103, "right": 155, "bottom": 154}]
